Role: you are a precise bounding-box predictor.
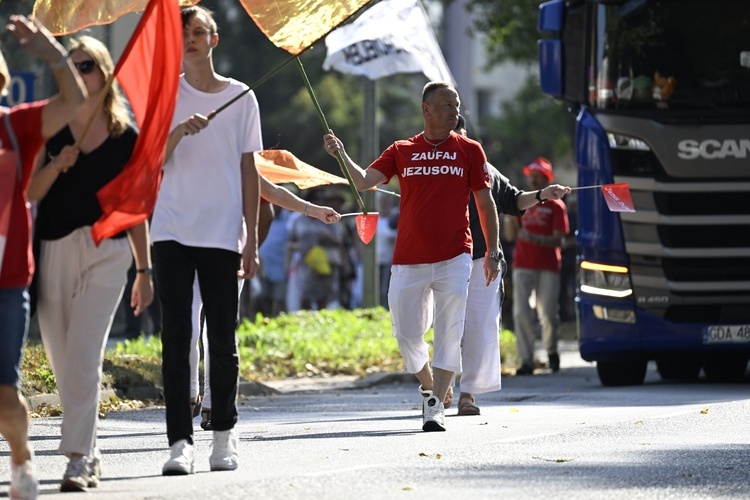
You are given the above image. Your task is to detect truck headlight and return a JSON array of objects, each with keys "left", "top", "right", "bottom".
[
  {"left": 580, "top": 260, "right": 633, "bottom": 298},
  {"left": 607, "top": 132, "right": 650, "bottom": 151}
]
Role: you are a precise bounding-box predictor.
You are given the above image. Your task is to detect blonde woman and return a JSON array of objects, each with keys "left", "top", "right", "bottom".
[{"left": 28, "top": 36, "right": 153, "bottom": 492}]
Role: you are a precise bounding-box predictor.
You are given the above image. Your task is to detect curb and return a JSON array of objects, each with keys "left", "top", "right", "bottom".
[{"left": 26, "top": 373, "right": 417, "bottom": 410}]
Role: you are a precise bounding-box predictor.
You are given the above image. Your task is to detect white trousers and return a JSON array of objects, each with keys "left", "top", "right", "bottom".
[
  {"left": 388, "top": 253, "right": 471, "bottom": 374},
  {"left": 190, "top": 274, "right": 243, "bottom": 409},
  {"left": 37, "top": 227, "right": 131, "bottom": 456},
  {"left": 512, "top": 268, "right": 561, "bottom": 367},
  {"left": 459, "top": 258, "right": 502, "bottom": 394}
]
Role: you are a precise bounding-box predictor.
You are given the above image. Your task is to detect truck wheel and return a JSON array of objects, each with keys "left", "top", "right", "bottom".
[
  {"left": 656, "top": 356, "right": 701, "bottom": 381},
  {"left": 702, "top": 355, "right": 748, "bottom": 382},
  {"left": 596, "top": 360, "right": 647, "bottom": 386}
]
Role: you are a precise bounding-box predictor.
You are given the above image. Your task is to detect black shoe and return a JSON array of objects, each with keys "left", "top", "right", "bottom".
[
  {"left": 549, "top": 353, "right": 560, "bottom": 372},
  {"left": 515, "top": 364, "right": 534, "bottom": 375}
]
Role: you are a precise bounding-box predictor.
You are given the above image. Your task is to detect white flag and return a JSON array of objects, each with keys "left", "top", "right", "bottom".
[{"left": 323, "top": 0, "right": 455, "bottom": 84}]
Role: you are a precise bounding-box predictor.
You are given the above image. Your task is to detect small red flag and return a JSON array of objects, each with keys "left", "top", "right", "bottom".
[
  {"left": 355, "top": 214, "right": 378, "bottom": 244},
  {"left": 601, "top": 183, "right": 635, "bottom": 212},
  {"left": 91, "top": 0, "right": 182, "bottom": 244}
]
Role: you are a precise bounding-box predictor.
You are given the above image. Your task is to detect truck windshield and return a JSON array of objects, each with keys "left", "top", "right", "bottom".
[{"left": 591, "top": 0, "right": 750, "bottom": 112}]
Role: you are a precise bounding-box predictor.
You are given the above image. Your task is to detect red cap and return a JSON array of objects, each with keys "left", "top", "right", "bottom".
[{"left": 523, "top": 156, "right": 554, "bottom": 182}]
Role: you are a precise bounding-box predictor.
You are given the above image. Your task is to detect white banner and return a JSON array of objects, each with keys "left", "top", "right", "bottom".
[{"left": 323, "top": 0, "right": 455, "bottom": 84}]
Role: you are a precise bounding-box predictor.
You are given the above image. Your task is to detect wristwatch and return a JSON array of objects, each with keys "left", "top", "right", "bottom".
[
  {"left": 136, "top": 268, "right": 153, "bottom": 276},
  {"left": 487, "top": 250, "right": 502, "bottom": 261},
  {"left": 535, "top": 189, "right": 546, "bottom": 203}
]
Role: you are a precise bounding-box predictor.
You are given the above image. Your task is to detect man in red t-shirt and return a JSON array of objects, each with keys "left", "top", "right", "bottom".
[
  {"left": 0, "top": 15, "right": 86, "bottom": 500},
  {"left": 505, "top": 157, "right": 570, "bottom": 375},
  {"left": 324, "top": 82, "right": 525, "bottom": 432}
]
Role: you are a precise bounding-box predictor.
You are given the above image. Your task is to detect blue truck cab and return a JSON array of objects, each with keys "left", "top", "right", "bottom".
[{"left": 538, "top": 0, "right": 750, "bottom": 385}]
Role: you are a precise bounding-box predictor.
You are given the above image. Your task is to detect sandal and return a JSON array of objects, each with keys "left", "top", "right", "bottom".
[
  {"left": 190, "top": 395, "right": 202, "bottom": 419},
  {"left": 457, "top": 397, "right": 480, "bottom": 416},
  {"left": 443, "top": 387, "right": 454, "bottom": 409},
  {"left": 200, "top": 408, "right": 212, "bottom": 431}
]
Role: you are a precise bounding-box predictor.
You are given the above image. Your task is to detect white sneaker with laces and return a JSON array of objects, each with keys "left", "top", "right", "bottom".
[
  {"left": 209, "top": 429, "right": 239, "bottom": 471},
  {"left": 162, "top": 439, "right": 194, "bottom": 475},
  {"left": 419, "top": 386, "right": 446, "bottom": 432},
  {"left": 10, "top": 457, "right": 38, "bottom": 500}
]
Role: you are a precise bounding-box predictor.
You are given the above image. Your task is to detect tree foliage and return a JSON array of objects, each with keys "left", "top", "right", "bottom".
[
  {"left": 465, "top": 0, "right": 548, "bottom": 65},
  {"left": 199, "top": 0, "right": 428, "bottom": 175},
  {"left": 477, "top": 75, "right": 572, "bottom": 184}
]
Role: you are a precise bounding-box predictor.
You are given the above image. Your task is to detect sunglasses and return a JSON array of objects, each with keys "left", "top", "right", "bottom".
[{"left": 74, "top": 60, "right": 97, "bottom": 75}]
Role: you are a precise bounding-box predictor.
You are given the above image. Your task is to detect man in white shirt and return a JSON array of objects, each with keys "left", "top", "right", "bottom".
[{"left": 151, "top": 5, "right": 260, "bottom": 475}]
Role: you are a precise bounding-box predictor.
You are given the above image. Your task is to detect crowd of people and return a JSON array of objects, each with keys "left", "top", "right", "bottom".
[{"left": 0, "top": 5, "right": 575, "bottom": 499}]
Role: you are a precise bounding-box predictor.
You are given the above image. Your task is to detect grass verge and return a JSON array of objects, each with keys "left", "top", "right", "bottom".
[{"left": 21, "top": 307, "right": 518, "bottom": 402}]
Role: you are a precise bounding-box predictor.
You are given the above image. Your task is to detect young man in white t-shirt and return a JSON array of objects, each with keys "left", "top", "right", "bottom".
[{"left": 150, "top": 5, "right": 261, "bottom": 475}]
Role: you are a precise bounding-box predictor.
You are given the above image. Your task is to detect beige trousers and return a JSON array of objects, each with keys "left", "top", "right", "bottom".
[{"left": 37, "top": 226, "right": 131, "bottom": 456}]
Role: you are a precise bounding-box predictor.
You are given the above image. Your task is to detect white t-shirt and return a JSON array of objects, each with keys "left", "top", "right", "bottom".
[{"left": 151, "top": 76, "right": 263, "bottom": 253}]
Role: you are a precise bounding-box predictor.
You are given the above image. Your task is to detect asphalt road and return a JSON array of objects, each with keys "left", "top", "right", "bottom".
[{"left": 2, "top": 346, "right": 750, "bottom": 499}]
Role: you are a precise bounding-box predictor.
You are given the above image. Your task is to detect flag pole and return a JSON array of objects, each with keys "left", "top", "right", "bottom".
[
  {"left": 61, "top": 72, "right": 117, "bottom": 173},
  {"left": 294, "top": 57, "right": 368, "bottom": 215},
  {"left": 570, "top": 185, "right": 604, "bottom": 190},
  {"left": 207, "top": 53, "right": 298, "bottom": 120}
]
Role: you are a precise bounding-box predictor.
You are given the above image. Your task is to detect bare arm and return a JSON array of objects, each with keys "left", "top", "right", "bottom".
[
  {"left": 27, "top": 145, "right": 79, "bottom": 201},
  {"left": 258, "top": 202, "right": 274, "bottom": 247},
  {"left": 163, "top": 114, "right": 209, "bottom": 164},
  {"left": 519, "top": 228, "right": 564, "bottom": 248},
  {"left": 504, "top": 215, "right": 520, "bottom": 242},
  {"left": 126, "top": 221, "right": 154, "bottom": 316},
  {"left": 259, "top": 176, "right": 341, "bottom": 224},
  {"left": 474, "top": 188, "right": 501, "bottom": 287},
  {"left": 240, "top": 152, "right": 260, "bottom": 279},
  {"left": 7, "top": 16, "right": 87, "bottom": 138},
  {"left": 323, "top": 130, "right": 386, "bottom": 191},
  {"left": 516, "top": 183, "right": 571, "bottom": 211}
]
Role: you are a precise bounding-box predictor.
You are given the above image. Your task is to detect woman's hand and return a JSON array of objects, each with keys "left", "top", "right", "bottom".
[
  {"left": 131, "top": 272, "right": 154, "bottom": 316},
  {"left": 52, "top": 145, "right": 79, "bottom": 173}
]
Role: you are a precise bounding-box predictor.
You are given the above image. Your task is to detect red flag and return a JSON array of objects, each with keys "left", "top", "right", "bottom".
[
  {"left": 355, "top": 214, "right": 378, "bottom": 244},
  {"left": 601, "top": 183, "right": 635, "bottom": 212},
  {"left": 91, "top": 0, "right": 182, "bottom": 244}
]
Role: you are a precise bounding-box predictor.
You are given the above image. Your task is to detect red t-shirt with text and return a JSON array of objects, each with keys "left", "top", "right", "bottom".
[{"left": 369, "top": 132, "right": 491, "bottom": 265}]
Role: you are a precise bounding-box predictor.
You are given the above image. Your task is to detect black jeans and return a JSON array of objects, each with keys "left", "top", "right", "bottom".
[{"left": 154, "top": 241, "right": 241, "bottom": 445}]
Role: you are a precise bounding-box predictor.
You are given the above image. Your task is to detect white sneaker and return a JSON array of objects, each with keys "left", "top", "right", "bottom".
[
  {"left": 419, "top": 386, "right": 446, "bottom": 432},
  {"left": 209, "top": 429, "right": 238, "bottom": 471},
  {"left": 10, "top": 457, "right": 38, "bottom": 500},
  {"left": 162, "top": 439, "right": 194, "bottom": 475},
  {"left": 60, "top": 456, "right": 95, "bottom": 492}
]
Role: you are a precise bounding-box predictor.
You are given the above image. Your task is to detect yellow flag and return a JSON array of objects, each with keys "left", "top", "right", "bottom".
[
  {"left": 33, "top": 0, "right": 199, "bottom": 36},
  {"left": 238, "top": 0, "right": 373, "bottom": 55},
  {"left": 255, "top": 150, "right": 348, "bottom": 190}
]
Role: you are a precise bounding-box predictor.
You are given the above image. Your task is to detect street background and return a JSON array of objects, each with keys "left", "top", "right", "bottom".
[{"left": 3, "top": 344, "right": 749, "bottom": 499}]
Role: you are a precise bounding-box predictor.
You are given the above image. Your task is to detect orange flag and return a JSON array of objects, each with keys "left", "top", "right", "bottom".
[
  {"left": 238, "top": 0, "right": 373, "bottom": 55},
  {"left": 91, "top": 0, "right": 182, "bottom": 244},
  {"left": 33, "top": 0, "right": 198, "bottom": 36},
  {"left": 255, "top": 149, "right": 348, "bottom": 189}
]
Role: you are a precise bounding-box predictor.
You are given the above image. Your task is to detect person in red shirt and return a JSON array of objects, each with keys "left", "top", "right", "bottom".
[
  {"left": 505, "top": 157, "right": 570, "bottom": 375},
  {"left": 0, "top": 15, "right": 86, "bottom": 500},
  {"left": 324, "top": 81, "right": 521, "bottom": 432}
]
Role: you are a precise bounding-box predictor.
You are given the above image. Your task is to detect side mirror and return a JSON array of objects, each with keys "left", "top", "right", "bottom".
[
  {"left": 539, "top": 0, "right": 565, "bottom": 33},
  {"left": 539, "top": 39, "right": 563, "bottom": 97}
]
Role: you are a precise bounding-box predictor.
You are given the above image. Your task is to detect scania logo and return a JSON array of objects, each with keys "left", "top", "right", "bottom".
[{"left": 678, "top": 139, "right": 750, "bottom": 160}]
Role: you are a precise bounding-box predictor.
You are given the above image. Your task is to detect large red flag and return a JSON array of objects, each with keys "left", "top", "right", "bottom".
[{"left": 91, "top": 0, "right": 182, "bottom": 244}]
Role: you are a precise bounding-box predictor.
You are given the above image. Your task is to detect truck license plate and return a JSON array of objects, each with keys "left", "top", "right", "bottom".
[{"left": 704, "top": 324, "right": 750, "bottom": 344}]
